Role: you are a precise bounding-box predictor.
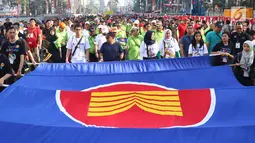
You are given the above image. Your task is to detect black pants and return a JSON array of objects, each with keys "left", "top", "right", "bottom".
[
  {"left": 143, "top": 57, "right": 158, "bottom": 60},
  {"left": 89, "top": 53, "right": 99, "bottom": 62},
  {"left": 48, "top": 43, "right": 62, "bottom": 63},
  {"left": 235, "top": 75, "right": 254, "bottom": 86},
  {"left": 0, "top": 77, "right": 15, "bottom": 92},
  {"left": 121, "top": 49, "right": 128, "bottom": 61},
  {"left": 61, "top": 45, "right": 67, "bottom": 63}
]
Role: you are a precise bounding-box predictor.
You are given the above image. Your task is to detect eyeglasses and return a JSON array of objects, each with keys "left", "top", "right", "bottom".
[{"left": 75, "top": 29, "right": 82, "bottom": 31}]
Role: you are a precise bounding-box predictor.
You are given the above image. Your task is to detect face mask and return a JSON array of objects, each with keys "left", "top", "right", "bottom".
[{"left": 20, "top": 23, "right": 23, "bottom": 27}]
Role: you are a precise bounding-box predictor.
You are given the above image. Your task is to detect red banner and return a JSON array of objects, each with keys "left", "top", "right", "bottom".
[
  {"left": 152, "top": 0, "right": 155, "bottom": 8},
  {"left": 68, "top": 0, "right": 71, "bottom": 9}
]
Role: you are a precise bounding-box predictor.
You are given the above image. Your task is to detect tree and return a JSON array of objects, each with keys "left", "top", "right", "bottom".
[
  {"left": 2, "top": 0, "right": 17, "bottom": 8},
  {"left": 27, "top": 0, "right": 67, "bottom": 15},
  {"left": 107, "top": 0, "right": 119, "bottom": 11}
]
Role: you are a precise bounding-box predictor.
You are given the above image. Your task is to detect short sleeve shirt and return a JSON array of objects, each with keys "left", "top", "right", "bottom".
[
  {"left": 1, "top": 40, "right": 26, "bottom": 72},
  {"left": 206, "top": 31, "right": 222, "bottom": 54},
  {"left": 66, "top": 36, "right": 90, "bottom": 63}
]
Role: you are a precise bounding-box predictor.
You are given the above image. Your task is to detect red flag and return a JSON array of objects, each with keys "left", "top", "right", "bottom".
[
  {"left": 54, "top": 0, "right": 56, "bottom": 8},
  {"left": 68, "top": 0, "right": 71, "bottom": 9},
  {"left": 18, "top": 0, "right": 20, "bottom": 4},
  {"left": 46, "top": 0, "right": 49, "bottom": 14},
  {"left": 152, "top": 0, "right": 155, "bottom": 8}
]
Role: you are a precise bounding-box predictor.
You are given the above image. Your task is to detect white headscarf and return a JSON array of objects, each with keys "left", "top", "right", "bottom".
[
  {"left": 160, "top": 29, "right": 179, "bottom": 58},
  {"left": 164, "top": 29, "right": 172, "bottom": 41},
  {"left": 240, "top": 40, "right": 254, "bottom": 66}
]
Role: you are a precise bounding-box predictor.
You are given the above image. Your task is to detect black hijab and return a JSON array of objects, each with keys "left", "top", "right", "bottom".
[
  {"left": 144, "top": 30, "right": 155, "bottom": 46},
  {"left": 46, "top": 28, "right": 57, "bottom": 43}
]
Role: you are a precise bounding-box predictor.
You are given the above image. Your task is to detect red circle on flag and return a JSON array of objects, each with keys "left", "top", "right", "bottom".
[{"left": 57, "top": 82, "right": 215, "bottom": 128}]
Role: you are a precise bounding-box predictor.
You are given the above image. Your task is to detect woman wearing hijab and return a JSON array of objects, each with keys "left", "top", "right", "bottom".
[
  {"left": 140, "top": 30, "right": 160, "bottom": 60},
  {"left": 234, "top": 40, "right": 255, "bottom": 86},
  {"left": 45, "top": 28, "right": 59, "bottom": 62},
  {"left": 159, "top": 29, "right": 181, "bottom": 58}
]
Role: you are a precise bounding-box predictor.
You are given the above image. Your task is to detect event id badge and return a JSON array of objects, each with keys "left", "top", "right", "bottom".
[
  {"left": 244, "top": 71, "right": 249, "bottom": 77},
  {"left": 29, "top": 33, "right": 34, "bottom": 38},
  {"left": 243, "top": 65, "right": 249, "bottom": 77},
  {"left": 236, "top": 43, "right": 240, "bottom": 49}
]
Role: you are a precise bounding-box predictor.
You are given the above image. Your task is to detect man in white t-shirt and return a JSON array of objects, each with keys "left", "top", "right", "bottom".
[
  {"left": 94, "top": 26, "right": 108, "bottom": 58},
  {"left": 65, "top": 24, "right": 90, "bottom": 63},
  {"left": 67, "top": 24, "right": 75, "bottom": 39},
  {"left": 83, "top": 21, "right": 90, "bottom": 39}
]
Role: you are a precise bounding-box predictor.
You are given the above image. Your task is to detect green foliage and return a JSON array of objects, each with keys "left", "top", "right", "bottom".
[{"left": 213, "top": 0, "right": 224, "bottom": 7}]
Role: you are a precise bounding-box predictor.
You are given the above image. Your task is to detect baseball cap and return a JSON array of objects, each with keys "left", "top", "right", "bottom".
[
  {"left": 131, "top": 26, "right": 139, "bottom": 32},
  {"left": 215, "top": 21, "right": 223, "bottom": 28},
  {"left": 98, "top": 25, "right": 104, "bottom": 29},
  {"left": 134, "top": 20, "right": 139, "bottom": 25},
  {"left": 59, "top": 22, "right": 66, "bottom": 29},
  {"left": 85, "top": 21, "right": 90, "bottom": 25},
  {"left": 106, "top": 32, "right": 115, "bottom": 38},
  {"left": 102, "top": 26, "right": 109, "bottom": 34},
  {"left": 183, "top": 17, "right": 189, "bottom": 21},
  {"left": 194, "top": 24, "right": 201, "bottom": 29}
]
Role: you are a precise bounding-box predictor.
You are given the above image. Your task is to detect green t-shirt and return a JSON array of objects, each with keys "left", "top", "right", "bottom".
[
  {"left": 126, "top": 24, "right": 132, "bottom": 33},
  {"left": 206, "top": 31, "right": 222, "bottom": 54},
  {"left": 116, "top": 30, "right": 127, "bottom": 49},
  {"left": 121, "top": 25, "right": 127, "bottom": 32},
  {"left": 116, "top": 30, "right": 126, "bottom": 39},
  {"left": 88, "top": 36, "right": 96, "bottom": 54},
  {"left": 127, "top": 35, "right": 143, "bottom": 60},
  {"left": 154, "top": 30, "right": 164, "bottom": 43},
  {"left": 54, "top": 28, "right": 68, "bottom": 49}
]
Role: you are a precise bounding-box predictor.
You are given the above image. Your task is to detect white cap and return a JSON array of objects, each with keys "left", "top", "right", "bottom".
[
  {"left": 152, "top": 20, "right": 156, "bottom": 24},
  {"left": 131, "top": 26, "right": 139, "bottom": 31},
  {"left": 85, "top": 21, "right": 90, "bottom": 25},
  {"left": 94, "top": 18, "right": 99, "bottom": 22},
  {"left": 134, "top": 20, "right": 139, "bottom": 24},
  {"left": 102, "top": 26, "right": 109, "bottom": 34},
  {"left": 98, "top": 25, "right": 104, "bottom": 29}
]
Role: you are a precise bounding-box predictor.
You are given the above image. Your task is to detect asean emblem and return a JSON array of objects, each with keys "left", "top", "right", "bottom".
[{"left": 56, "top": 82, "right": 216, "bottom": 128}]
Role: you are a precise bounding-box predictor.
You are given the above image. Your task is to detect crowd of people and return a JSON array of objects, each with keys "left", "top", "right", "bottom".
[{"left": 0, "top": 15, "right": 254, "bottom": 89}]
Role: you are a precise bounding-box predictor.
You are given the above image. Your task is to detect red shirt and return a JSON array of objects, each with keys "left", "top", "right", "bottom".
[
  {"left": 26, "top": 26, "right": 41, "bottom": 48},
  {"left": 178, "top": 23, "right": 188, "bottom": 39}
]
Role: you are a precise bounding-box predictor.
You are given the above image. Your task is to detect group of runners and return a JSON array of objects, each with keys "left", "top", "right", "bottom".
[{"left": 0, "top": 14, "right": 254, "bottom": 88}]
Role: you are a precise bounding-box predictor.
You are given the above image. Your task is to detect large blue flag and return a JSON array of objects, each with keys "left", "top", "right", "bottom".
[{"left": 0, "top": 56, "right": 254, "bottom": 143}]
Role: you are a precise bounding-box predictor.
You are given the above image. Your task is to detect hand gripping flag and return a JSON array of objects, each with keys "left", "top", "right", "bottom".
[{"left": 0, "top": 57, "right": 255, "bottom": 143}]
